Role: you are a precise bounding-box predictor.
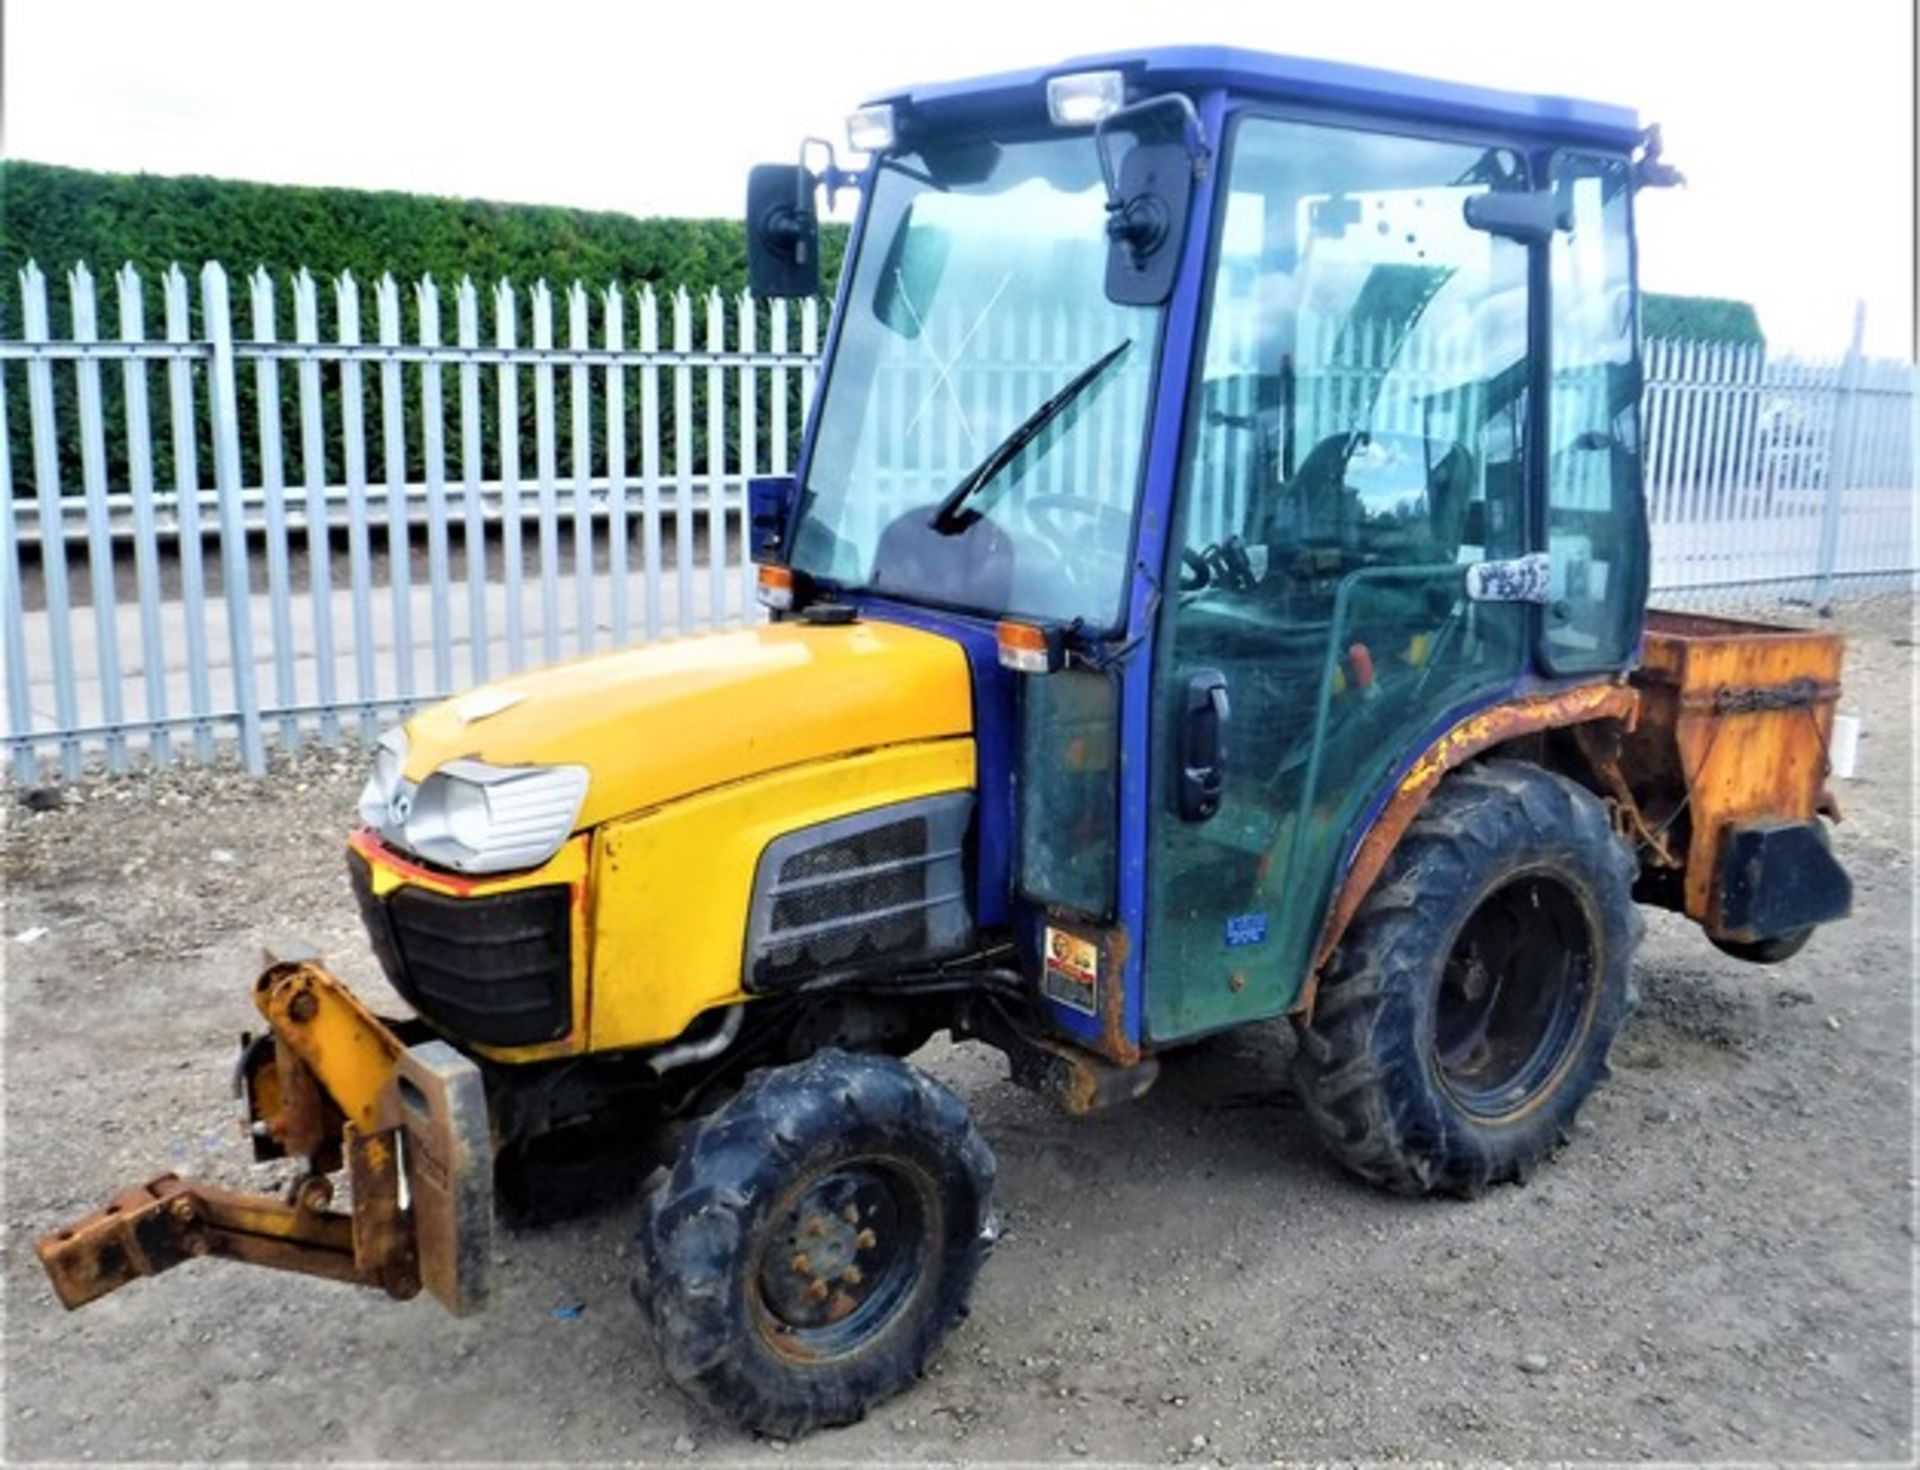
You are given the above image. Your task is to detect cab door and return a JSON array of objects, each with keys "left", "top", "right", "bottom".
[{"left": 1142, "top": 114, "right": 1536, "bottom": 1042}]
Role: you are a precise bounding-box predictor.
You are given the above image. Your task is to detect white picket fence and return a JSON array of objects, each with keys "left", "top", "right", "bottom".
[{"left": 2, "top": 260, "right": 1914, "bottom": 779}]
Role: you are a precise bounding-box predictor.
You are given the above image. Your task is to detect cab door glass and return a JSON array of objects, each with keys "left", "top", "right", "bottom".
[
  {"left": 1147, "top": 117, "right": 1531, "bottom": 1042},
  {"left": 1545, "top": 152, "right": 1643, "bottom": 670}
]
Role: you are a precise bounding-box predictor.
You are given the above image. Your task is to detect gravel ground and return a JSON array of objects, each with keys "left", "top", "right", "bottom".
[{"left": 3, "top": 597, "right": 1913, "bottom": 1465}]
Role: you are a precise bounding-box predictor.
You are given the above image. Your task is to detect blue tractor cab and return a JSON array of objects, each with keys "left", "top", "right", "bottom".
[{"left": 748, "top": 46, "right": 1668, "bottom": 1065}]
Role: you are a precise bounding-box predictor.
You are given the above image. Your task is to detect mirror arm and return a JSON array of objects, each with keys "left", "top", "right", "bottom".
[
  {"left": 1094, "top": 93, "right": 1211, "bottom": 202},
  {"left": 1634, "top": 123, "right": 1686, "bottom": 191},
  {"left": 800, "top": 136, "right": 863, "bottom": 215}
]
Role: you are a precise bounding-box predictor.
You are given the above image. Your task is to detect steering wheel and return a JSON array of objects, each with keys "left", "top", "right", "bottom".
[
  {"left": 1024, "top": 493, "right": 1135, "bottom": 588},
  {"left": 1026, "top": 493, "right": 1132, "bottom": 549}
]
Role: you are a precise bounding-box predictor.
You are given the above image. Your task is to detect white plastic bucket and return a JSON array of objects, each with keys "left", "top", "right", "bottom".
[{"left": 1828, "top": 713, "right": 1862, "bottom": 780}]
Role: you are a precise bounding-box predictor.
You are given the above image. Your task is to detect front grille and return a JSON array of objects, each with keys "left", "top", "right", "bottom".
[
  {"left": 349, "top": 850, "right": 572, "bottom": 1047},
  {"left": 746, "top": 795, "right": 973, "bottom": 990}
]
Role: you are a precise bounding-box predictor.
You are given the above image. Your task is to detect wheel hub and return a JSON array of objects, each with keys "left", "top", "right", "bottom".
[
  {"left": 755, "top": 1164, "right": 920, "bottom": 1344},
  {"left": 1434, "top": 874, "right": 1597, "bottom": 1119}
]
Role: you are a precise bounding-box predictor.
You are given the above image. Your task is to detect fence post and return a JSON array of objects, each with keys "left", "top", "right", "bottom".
[
  {"left": 119, "top": 265, "right": 172, "bottom": 766},
  {"left": 1814, "top": 302, "right": 1867, "bottom": 611},
  {"left": 0, "top": 343, "right": 34, "bottom": 783},
  {"left": 70, "top": 265, "right": 129, "bottom": 770},
  {"left": 23, "top": 262, "right": 83, "bottom": 778},
  {"left": 203, "top": 262, "right": 266, "bottom": 774},
  {"left": 376, "top": 275, "right": 415, "bottom": 704},
  {"left": 250, "top": 268, "right": 299, "bottom": 750}
]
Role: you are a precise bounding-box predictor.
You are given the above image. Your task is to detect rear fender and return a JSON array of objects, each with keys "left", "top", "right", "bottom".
[{"left": 1296, "top": 682, "right": 1641, "bottom": 1019}]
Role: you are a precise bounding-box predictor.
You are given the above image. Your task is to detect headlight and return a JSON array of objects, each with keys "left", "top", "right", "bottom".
[
  {"left": 400, "top": 761, "right": 590, "bottom": 875},
  {"left": 358, "top": 725, "right": 589, "bottom": 875},
  {"left": 357, "top": 726, "right": 410, "bottom": 830}
]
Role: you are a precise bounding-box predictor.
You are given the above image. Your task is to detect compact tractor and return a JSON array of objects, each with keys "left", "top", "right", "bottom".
[{"left": 40, "top": 47, "right": 1852, "bottom": 1436}]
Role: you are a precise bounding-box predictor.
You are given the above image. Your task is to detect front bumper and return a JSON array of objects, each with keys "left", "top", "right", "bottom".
[
  {"left": 36, "top": 956, "right": 493, "bottom": 1316},
  {"left": 346, "top": 827, "right": 592, "bottom": 1062},
  {"left": 349, "top": 846, "right": 573, "bottom": 1048}
]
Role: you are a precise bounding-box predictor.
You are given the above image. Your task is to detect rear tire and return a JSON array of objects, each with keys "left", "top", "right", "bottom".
[
  {"left": 633, "top": 1050, "right": 994, "bottom": 1438},
  {"left": 1294, "top": 760, "right": 1642, "bottom": 1196}
]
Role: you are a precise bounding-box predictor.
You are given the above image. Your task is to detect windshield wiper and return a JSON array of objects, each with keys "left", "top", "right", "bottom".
[{"left": 927, "top": 339, "right": 1132, "bottom": 535}]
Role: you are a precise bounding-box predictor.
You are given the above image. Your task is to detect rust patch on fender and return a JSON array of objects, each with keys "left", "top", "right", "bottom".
[
  {"left": 1094, "top": 924, "right": 1138, "bottom": 1066},
  {"left": 1297, "top": 682, "right": 1641, "bottom": 1016}
]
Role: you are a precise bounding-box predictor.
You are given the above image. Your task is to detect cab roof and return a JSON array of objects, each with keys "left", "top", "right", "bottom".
[{"left": 871, "top": 45, "right": 1642, "bottom": 152}]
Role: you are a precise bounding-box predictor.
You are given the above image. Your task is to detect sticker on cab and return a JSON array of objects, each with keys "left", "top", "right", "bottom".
[
  {"left": 1041, "top": 926, "right": 1099, "bottom": 1015},
  {"left": 1225, "top": 912, "right": 1269, "bottom": 948}
]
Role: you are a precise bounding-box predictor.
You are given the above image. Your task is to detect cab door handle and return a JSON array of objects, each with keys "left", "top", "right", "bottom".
[{"left": 1178, "top": 669, "right": 1230, "bottom": 822}]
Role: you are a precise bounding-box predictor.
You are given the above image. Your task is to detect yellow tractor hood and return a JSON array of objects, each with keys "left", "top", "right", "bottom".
[{"left": 400, "top": 621, "right": 974, "bottom": 831}]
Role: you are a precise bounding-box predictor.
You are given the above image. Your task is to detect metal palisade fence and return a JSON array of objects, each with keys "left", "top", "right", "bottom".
[
  {"left": 4, "top": 261, "right": 818, "bottom": 778},
  {"left": 2, "top": 260, "right": 1915, "bottom": 778}
]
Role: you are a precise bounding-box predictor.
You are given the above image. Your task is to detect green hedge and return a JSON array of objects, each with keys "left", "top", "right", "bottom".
[
  {"left": 0, "top": 160, "right": 1764, "bottom": 498},
  {"left": 3, "top": 160, "right": 1761, "bottom": 350},
  {"left": 0, "top": 159, "right": 847, "bottom": 308},
  {"left": 1, "top": 160, "right": 850, "bottom": 494},
  {"left": 1643, "top": 293, "right": 1765, "bottom": 348}
]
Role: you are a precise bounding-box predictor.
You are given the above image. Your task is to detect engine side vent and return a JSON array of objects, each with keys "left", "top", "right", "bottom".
[{"left": 745, "top": 793, "right": 973, "bottom": 990}]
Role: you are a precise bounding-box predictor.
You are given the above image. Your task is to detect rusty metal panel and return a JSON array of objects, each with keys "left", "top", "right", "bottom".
[
  {"left": 35, "top": 1173, "right": 368, "bottom": 1310},
  {"left": 1005, "top": 1035, "right": 1160, "bottom": 1117},
  {"left": 36, "top": 1176, "right": 201, "bottom": 1309},
  {"left": 1628, "top": 611, "right": 1845, "bottom": 925},
  {"left": 391, "top": 1040, "right": 494, "bottom": 1316},
  {"left": 347, "top": 1125, "right": 421, "bottom": 1299},
  {"left": 254, "top": 959, "right": 404, "bottom": 1136}
]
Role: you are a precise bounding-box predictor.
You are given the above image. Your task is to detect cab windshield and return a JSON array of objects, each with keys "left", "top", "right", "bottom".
[{"left": 793, "top": 134, "right": 1163, "bottom": 629}]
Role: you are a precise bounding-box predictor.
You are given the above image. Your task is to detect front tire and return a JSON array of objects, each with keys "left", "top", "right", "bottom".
[
  {"left": 633, "top": 1050, "right": 994, "bottom": 1437},
  {"left": 1295, "top": 760, "right": 1642, "bottom": 1196}
]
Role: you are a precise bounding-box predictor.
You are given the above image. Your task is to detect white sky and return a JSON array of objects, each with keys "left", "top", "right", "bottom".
[{"left": 5, "top": 0, "right": 1914, "bottom": 357}]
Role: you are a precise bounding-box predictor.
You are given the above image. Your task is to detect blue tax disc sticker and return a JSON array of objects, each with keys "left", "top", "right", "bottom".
[{"left": 1225, "top": 912, "right": 1269, "bottom": 947}]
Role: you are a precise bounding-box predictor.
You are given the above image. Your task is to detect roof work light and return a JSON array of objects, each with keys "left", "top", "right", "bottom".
[
  {"left": 845, "top": 104, "right": 897, "bottom": 153},
  {"left": 1046, "top": 70, "right": 1127, "bottom": 127}
]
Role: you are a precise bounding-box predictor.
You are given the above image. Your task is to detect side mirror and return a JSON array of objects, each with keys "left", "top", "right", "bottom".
[
  {"left": 747, "top": 164, "right": 820, "bottom": 299},
  {"left": 747, "top": 475, "right": 798, "bottom": 563},
  {"left": 1103, "top": 141, "right": 1194, "bottom": 305},
  {"left": 1096, "top": 94, "right": 1208, "bottom": 307},
  {"left": 1462, "top": 188, "right": 1571, "bottom": 243}
]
